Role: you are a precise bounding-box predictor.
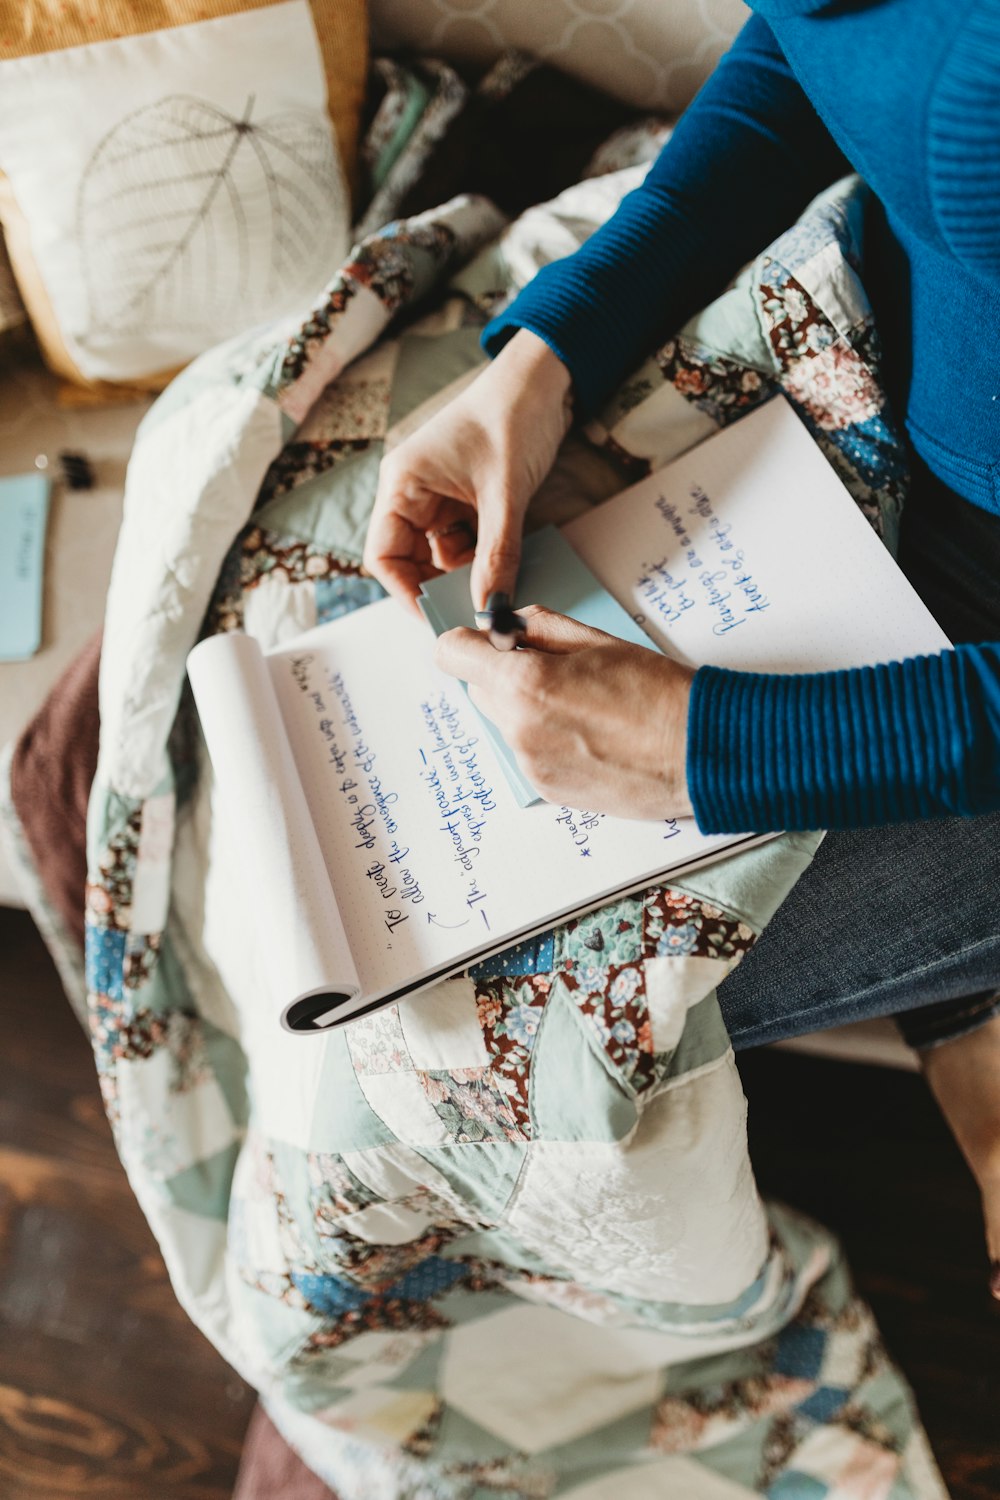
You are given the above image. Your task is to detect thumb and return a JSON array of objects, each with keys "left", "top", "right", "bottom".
[
  {"left": 516, "top": 604, "right": 619, "bottom": 654},
  {"left": 470, "top": 492, "right": 524, "bottom": 612}
]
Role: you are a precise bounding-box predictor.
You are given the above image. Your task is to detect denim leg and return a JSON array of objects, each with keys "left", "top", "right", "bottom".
[
  {"left": 894, "top": 988, "right": 1000, "bottom": 1052},
  {"left": 716, "top": 812, "right": 1000, "bottom": 1052}
]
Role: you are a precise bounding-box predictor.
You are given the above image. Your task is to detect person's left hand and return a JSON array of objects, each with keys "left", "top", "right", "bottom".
[{"left": 434, "top": 605, "right": 695, "bottom": 821}]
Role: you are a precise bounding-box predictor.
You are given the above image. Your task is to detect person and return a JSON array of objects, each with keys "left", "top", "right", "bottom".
[{"left": 363, "top": 0, "right": 1000, "bottom": 1296}]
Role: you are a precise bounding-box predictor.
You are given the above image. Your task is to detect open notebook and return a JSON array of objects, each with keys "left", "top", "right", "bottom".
[{"left": 187, "top": 397, "right": 950, "bottom": 1033}]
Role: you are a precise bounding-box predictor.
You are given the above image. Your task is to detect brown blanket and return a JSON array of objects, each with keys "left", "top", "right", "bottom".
[
  {"left": 10, "top": 630, "right": 101, "bottom": 953},
  {"left": 234, "top": 1408, "right": 337, "bottom": 1500}
]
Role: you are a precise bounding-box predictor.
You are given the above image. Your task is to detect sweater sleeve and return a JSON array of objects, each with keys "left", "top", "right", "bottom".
[
  {"left": 479, "top": 15, "right": 848, "bottom": 421},
  {"left": 687, "top": 642, "right": 1000, "bottom": 832},
  {"left": 928, "top": 0, "right": 1000, "bottom": 283}
]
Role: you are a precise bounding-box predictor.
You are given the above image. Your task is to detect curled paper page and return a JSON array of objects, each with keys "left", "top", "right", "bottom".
[{"left": 187, "top": 631, "right": 360, "bottom": 1030}]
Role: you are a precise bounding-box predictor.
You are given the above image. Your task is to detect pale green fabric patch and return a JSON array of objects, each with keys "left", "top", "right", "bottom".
[
  {"left": 681, "top": 259, "right": 777, "bottom": 375},
  {"left": 671, "top": 831, "right": 825, "bottom": 933},
  {"left": 165, "top": 1140, "right": 242, "bottom": 1220},
  {"left": 388, "top": 326, "right": 488, "bottom": 427},
  {"left": 415, "top": 1140, "right": 529, "bottom": 1223},
  {"left": 253, "top": 443, "right": 386, "bottom": 560},
  {"left": 529, "top": 987, "right": 638, "bottom": 1140},
  {"left": 654, "top": 992, "right": 733, "bottom": 1085},
  {"left": 308, "top": 1032, "right": 402, "bottom": 1154}
]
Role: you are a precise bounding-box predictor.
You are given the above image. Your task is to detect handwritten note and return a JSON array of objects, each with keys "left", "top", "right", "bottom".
[
  {"left": 636, "top": 487, "right": 771, "bottom": 639},
  {"left": 271, "top": 630, "right": 515, "bottom": 985},
  {"left": 559, "top": 395, "right": 951, "bottom": 685},
  {"left": 418, "top": 690, "right": 497, "bottom": 929},
  {"left": 286, "top": 652, "right": 434, "bottom": 943},
  {"left": 258, "top": 584, "right": 736, "bottom": 1006}
]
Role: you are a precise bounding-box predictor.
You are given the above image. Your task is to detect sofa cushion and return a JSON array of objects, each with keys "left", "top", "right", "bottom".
[
  {"left": 369, "top": 0, "right": 749, "bottom": 114},
  {"left": 0, "top": 0, "right": 368, "bottom": 396}
]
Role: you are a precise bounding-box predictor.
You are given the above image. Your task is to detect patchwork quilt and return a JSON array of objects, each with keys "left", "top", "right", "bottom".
[{"left": 26, "top": 82, "right": 947, "bottom": 1500}]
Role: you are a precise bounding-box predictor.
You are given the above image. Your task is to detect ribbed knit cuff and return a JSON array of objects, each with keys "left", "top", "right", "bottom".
[
  {"left": 479, "top": 186, "right": 706, "bottom": 424},
  {"left": 686, "top": 646, "right": 1000, "bottom": 834}
]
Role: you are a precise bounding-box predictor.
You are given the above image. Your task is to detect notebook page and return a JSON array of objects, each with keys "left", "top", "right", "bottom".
[
  {"left": 562, "top": 397, "right": 951, "bottom": 668},
  {"left": 187, "top": 631, "right": 361, "bottom": 1010},
  {"left": 265, "top": 603, "right": 734, "bottom": 1006}
]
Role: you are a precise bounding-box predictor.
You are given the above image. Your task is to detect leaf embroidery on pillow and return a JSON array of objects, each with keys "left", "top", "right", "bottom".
[{"left": 75, "top": 93, "right": 343, "bottom": 344}]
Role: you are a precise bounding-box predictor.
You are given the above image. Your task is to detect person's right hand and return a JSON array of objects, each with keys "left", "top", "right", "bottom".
[{"left": 363, "top": 328, "right": 575, "bottom": 614}]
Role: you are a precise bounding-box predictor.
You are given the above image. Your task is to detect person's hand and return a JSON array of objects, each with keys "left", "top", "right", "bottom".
[
  {"left": 363, "top": 329, "right": 574, "bottom": 615},
  {"left": 434, "top": 606, "right": 695, "bottom": 820}
]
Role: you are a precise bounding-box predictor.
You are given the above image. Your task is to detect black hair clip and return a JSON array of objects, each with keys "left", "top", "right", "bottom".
[{"left": 58, "top": 451, "right": 96, "bottom": 491}]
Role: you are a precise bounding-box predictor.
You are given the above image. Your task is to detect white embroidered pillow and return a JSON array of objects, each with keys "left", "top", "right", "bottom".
[{"left": 0, "top": 0, "right": 367, "bottom": 393}]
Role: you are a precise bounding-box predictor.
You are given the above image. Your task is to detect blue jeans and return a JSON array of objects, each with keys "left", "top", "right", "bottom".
[
  {"left": 717, "top": 455, "right": 1000, "bottom": 1053},
  {"left": 717, "top": 815, "right": 1000, "bottom": 1051}
]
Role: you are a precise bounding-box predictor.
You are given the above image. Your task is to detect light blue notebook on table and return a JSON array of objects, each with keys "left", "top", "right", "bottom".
[
  {"left": 417, "top": 525, "right": 659, "bottom": 807},
  {"left": 0, "top": 473, "right": 51, "bottom": 661}
]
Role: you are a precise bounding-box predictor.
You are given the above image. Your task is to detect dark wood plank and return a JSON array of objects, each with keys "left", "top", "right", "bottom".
[{"left": 0, "top": 908, "right": 255, "bottom": 1500}]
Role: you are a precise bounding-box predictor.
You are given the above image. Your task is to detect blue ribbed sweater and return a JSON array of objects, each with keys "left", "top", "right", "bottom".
[{"left": 480, "top": 0, "right": 1000, "bottom": 833}]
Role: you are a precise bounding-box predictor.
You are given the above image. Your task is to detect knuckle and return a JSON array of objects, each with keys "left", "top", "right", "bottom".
[{"left": 361, "top": 533, "right": 382, "bottom": 575}]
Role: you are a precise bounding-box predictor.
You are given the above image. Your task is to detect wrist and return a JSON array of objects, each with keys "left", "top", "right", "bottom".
[
  {"left": 665, "top": 665, "right": 695, "bottom": 819},
  {"left": 494, "top": 328, "right": 575, "bottom": 431}
]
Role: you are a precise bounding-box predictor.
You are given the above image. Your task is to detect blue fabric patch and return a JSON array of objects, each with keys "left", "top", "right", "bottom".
[
  {"left": 828, "top": 413, "right": 908, "bottom": 489},
  {"left": 85, "top": 925, "right": 127, "bottom": 999},
  {"left": 469, "top": 930, "right": 555, "bottom": 980},
  {"left": 292, "top": 1258, "right": 470, "bottom": 1319},
  {"left": 315, "top": 574, "right": 385, "bottom": 624},
  {"left": 291, "top": 1273, "right": 370, "bottom": 1317},
  {"left": 797, "top": 1385, "right": 849, "bottom": 1424},
  {"left": 774, "top": 1323, "right": 827, "bottom": 1380},
  {"left": 383, "top": 1256, "right": 470, "bottom": 1303}
]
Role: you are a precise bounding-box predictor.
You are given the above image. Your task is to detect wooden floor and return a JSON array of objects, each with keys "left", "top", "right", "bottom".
[
  {"left": 1, "top": 905, "right": 997, "bottom": 1499},
  {"left": 741, "top": 1048, "right": 1000, "bottom": 1500},
  {"left": 0, "top": 909, "right": 255, "bottom": 1500}
]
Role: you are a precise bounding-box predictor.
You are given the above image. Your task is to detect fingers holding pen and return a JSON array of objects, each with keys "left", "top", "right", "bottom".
[
  {"left": 435, "top": 623, "right": 528, "bottom": 725},
  {"left": 433, "top": 610, "right": 571, "bottom": 749},
  {"left": 433, "top": 605, "right": 614, "bottom": 689},
  {"left": 434, "top": 608, "right": 695, "bottom": 820}
]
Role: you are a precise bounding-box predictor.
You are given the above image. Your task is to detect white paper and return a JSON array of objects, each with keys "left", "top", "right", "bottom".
[
  {"left": 563, "top": 397, "right": 951, "bottom": 669},
  {"left": 187, "top": 630, "right": 360, "bottom": 1014}
]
